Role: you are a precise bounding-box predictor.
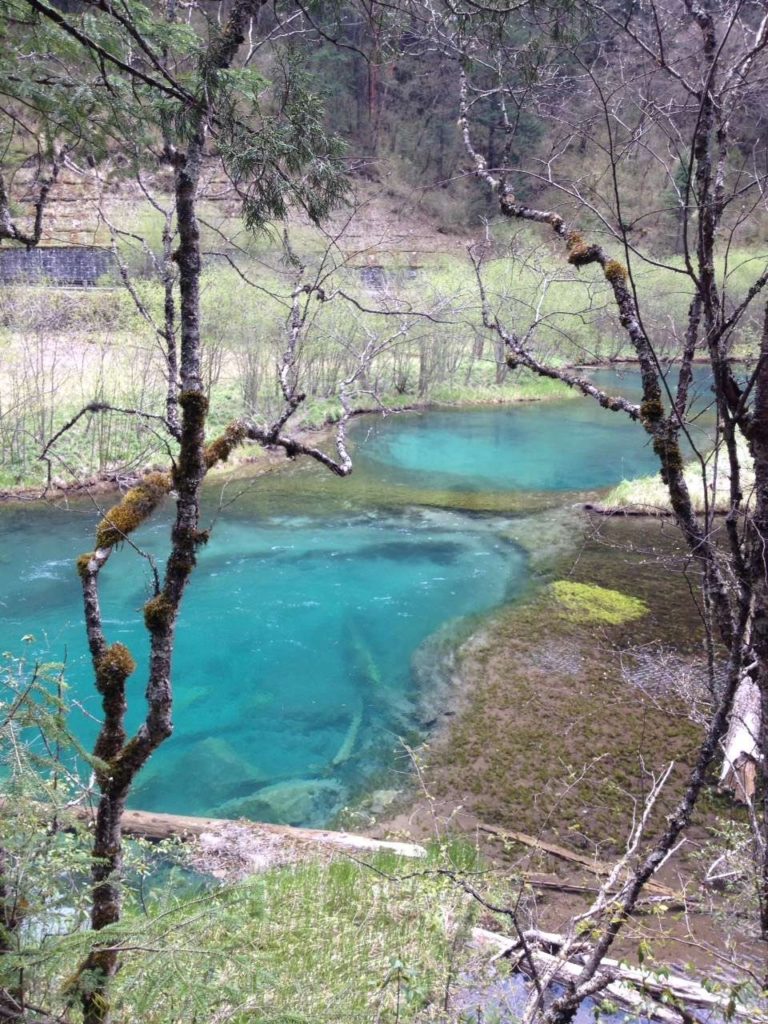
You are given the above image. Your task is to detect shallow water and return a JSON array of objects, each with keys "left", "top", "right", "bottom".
[
  {"left": 457, "top": 969, "right": 730, "bottom": 1024},
  {"left": 357, "top": 365, "right": 715, "bottom": 494},
  {"left": 0, "top": 371, "right": 705, "bottom": 824},
  {"left": 357, "top": 398, "right": 654, "bottom": 492}
]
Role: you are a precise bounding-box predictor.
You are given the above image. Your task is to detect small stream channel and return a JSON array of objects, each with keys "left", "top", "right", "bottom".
[{"left": 0, "top": 370, "right": 715, "bottom": 826}]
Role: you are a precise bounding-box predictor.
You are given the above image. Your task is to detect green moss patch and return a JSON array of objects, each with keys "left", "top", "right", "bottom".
[{"left": 549, "top": 580, "right": 648, "bottom": 625}]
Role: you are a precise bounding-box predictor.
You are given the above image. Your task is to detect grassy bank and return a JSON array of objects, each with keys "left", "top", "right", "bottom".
[
  {"left": 601, "top": 434, "right": 754, "bottom": 514},
  {"left": 114, "top": 851, "right": 474, "bottom": 1023},
  {"left": 21, "top": 838, "right": 498, "bottom": 1024}
]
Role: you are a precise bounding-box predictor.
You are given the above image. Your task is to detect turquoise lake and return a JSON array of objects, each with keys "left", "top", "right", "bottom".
[{"left": 0, "top": 371, "right": 706, "bottom": 825}]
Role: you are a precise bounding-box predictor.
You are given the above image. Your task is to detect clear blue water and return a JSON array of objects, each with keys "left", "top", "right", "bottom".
[
  {"left": 356, "top": 367, "right": 713, "bottom": 494},
  {"left": 1, "top": 503, "right": 525, "bottom": 822},
  {"left": 0, "top": 373, "right": 705, "bottom": 825},
  {"left": 357, "top": 401, "right": 654, "bottom": 492}
]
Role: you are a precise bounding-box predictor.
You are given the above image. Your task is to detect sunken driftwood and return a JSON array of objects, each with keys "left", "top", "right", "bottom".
[
  {"left": 583, "top": 503, "right": 732, "bottom": 518},
  {"left": 478, "top": 823, "right": 681, "bottom": 900},
  {"left": 520, "top": 875, "right": 687, "bottom": 913},
  {"left": 332, "top": 694, "right": 364, "bottom": 767}
]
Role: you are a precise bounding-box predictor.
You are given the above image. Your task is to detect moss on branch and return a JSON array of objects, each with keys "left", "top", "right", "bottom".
[
  {"left": 204, "top": 421, "right": 247, "bottom": 468},
  {"left": 96, "top": 643, "right": 137, "bottom": 688},
  {"left": 566, "top": 231, "right": 601, "bottom": 267},
  {"left": 95, "top": 472, "right": 171, "bottom": 549},
  {"left": 143, "top": 593, "right": 175, "bottom": 632},
  {"left": 76, "top": 551, "right": 95, "bottom": 578},
  {"left": 604, "top": 259, "right": 628, "bottom": 284},
  {"left": 640, "top": 398, "right": 665, "bottom": 424}
]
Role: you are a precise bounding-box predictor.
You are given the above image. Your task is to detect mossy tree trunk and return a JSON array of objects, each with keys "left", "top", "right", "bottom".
[
  {"left": 75, "top": 21, "right": 241, "bottom": 1021},
  {"left": 6, "top": 2, "right": 351, "bottom": 1021},
  {"left": 744, "top": 301, "right": 768, "bottom": 938}
]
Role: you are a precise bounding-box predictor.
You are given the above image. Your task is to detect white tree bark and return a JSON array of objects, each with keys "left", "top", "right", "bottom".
[{"left": 719, "top": 673, "right": 761, "bottom": 801}]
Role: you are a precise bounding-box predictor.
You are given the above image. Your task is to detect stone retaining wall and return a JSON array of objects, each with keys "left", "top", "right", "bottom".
[{"left": 0, "top": 245, "right": 116, "bottom": 287}]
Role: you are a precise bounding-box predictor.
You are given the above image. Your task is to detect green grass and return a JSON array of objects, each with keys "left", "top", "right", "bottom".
[
  {"left": 6, "top": 827, "right": 516, "bottom": 1024},
  {"left": 435, "top": 233, "right": 766, "bottom": 362},
  {"left": 603, "top": 434, "right": 754, "bottom": 513},
  {"left": 426, "top": 372, "right": 571, "bottom": 405},
  {"left": 296, "top": 371, "right": 573, "bottom": 429},
  {"left": 96, "top": 845, "right": 487, "bottom": 1024}
]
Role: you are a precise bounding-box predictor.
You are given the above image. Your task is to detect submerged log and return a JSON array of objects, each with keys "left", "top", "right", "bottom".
[
  {"left": 351, "top": 628, "right": 384, "bottom": 688},
  {"left": 332, "top": 695, "right": 364, "bottom": 766},
  {"left": 478, "top": 823, "right": 681, "bottom": 900},
  {"left": 719, "top": 673, "right": 761, "bottom": 802},
  {"left": 479, "top": 822, "right": 611, "bottom": 870},
  {"left": 521, "top": 874, "right": 687, "bottom": 912},
  {"left": 350, "top": 626, "right": 414, "bottom": 730}
]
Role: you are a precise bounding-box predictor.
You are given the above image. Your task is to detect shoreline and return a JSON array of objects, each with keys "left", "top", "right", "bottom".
[
  {"left": 0, "top": 346, "right": 735, "bottom": 507},
  {"left": 377, "top": 513, "right": 764, "bottom": 977},
  {"left": 0, "top": 385, "right": 577, "bottom": 504}
]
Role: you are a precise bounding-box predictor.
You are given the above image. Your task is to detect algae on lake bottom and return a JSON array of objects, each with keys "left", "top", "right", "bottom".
[
  {"left": 421, "top": 518, "right": 706, "bottom": 853},
  {"left": 549, "top": 580, "right": 649, "bottom": 625}
]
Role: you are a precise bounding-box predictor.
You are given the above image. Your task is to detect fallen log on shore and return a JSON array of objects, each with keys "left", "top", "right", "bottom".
[{"left": 0, "top": 798, "right": 426, "bottom": 860}]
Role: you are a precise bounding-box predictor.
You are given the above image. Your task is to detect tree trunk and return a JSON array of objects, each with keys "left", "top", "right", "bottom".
[
  {"left": 719, "top": 672, "right": 761, "bottom": 802},
  {"left": 745, "top": 301, "right": 768, "bottom": 939}
]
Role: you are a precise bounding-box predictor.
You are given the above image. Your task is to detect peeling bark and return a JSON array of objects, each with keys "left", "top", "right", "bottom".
[{"left": 719, "top": 672, "right": 761, "bottom": 802}]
